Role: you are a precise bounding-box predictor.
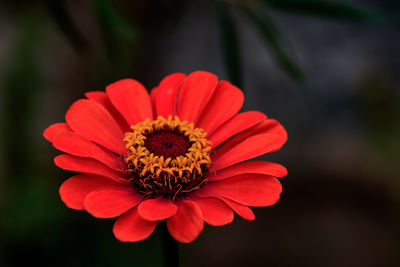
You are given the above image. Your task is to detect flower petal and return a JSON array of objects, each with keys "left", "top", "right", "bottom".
[
  {"left": 202, "top": 174, "right": 282, "bottom": 207},
  {"left": 208, "top": 111, "right": 267, "bottom": 148},
  {"left": 196, "top": 81, "right": 244, "bottom": 136},
  {"left": 137, "top": 197, "right": 177, "bottom": 221},
  {"left": 84, "top": 190, "right": 143, "bottom": 218},
  {"left": 113, "top": 207, "right": 157, "bottom": 242},
  {"left": 212, "top": 120, "right": 287, "bottom": 170},
  {"left": 59, "top": 175, "right": 131, "bottom": 210},
  {"left": 212, "top": 133, "right": 286, "bottom": 170},
  {"left": 66, "top": 99, "right": 126, "bottom": 154},
  {"left": 195, "top": 190, "right": 255, "bottom": 220},
  {"left": 219, "top": 197, "right": 255, "bottom": 221},
  {"left": 106, "top": 79, "right": 153, "bottom": 125},
  {"left": 191, "top": 196, "right": 233, "bottom": 226},
  {"left": 52, "top": 131, "right": 124, "bottom": 171},
  {"left": 167, "top": 200, "right": 204, "bottom": 243},
  {"left": 85, "top": 91, "right": 130, "bottom": 133},
  {"left": 208, "top": 161, "right": 287, "bottom": 182},
  {"left": 154, "top": 73, "right": 186, "bottom": 117},
  {"left": 215, "top": 119, "right": 287, "bottom": 157},
  {"left": 43, "top": 123, "right": 70, "bottom": 143},
  {"left": 54, "top": 154, "right": 128, "bottom": 183},
  {"left": 176, "top": 71, "right": 218, "bottom": 123}
]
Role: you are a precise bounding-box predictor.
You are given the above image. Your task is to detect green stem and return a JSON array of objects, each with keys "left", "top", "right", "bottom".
[{"left": 160, "top": 221, "right": 180, "bottom": 267}]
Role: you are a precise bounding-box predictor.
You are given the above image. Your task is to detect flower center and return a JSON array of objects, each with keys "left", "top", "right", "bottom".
[
  {"left": 145, "top": 131, "right": 190, "bottom": 159},
  {"left": 123, "top": 116, "right": 212, "bottom": 201}
]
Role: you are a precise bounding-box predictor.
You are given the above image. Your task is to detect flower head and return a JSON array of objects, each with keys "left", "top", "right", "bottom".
[{"left": 44, "top": 71, "right": 287, "bottom": 243}]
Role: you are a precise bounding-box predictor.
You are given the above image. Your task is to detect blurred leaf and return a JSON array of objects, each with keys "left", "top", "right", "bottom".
[
  {"left": 242, "top": 7, "right": 306, "bottom": 85},
  {"left": 2, "top": 12, "right": 43, "bottom": 175},
  {"left": 91, "top": 0, "right": 137, "bottom": 42},
  {"left": 216, "top": 1, "right": 242, "bottom": 88},
  {"left": 263, "top": 0, "right": 388, "bottom": 22},
  {"left": 355, "top": 68, "right": 400, "bottom": 164},
  {"left": 45, "top": 0, "right": 88, "bottom": 53},
  {"left": 91, "top": 0, "right": 137, "bottom": 66},
  {"left": 1, "top": 11, "right": 45, "bottom": 240}
]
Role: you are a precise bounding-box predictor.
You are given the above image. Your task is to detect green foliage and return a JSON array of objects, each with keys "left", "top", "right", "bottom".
[
  {"left": 0, "top": 10, "right": 47, "bottom": 264},
  {"left": 91, "top": 0, "right": 138, "bottom": 73},
  {"left": 91, "top": 0, "right": 137, "bottom": 42},
  {"left": 355, "top": 69, "right": 400, "bottom": 163}
]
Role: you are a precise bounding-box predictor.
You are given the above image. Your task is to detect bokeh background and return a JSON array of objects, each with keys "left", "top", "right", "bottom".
[{"left": 0, "top": 0, "right": 399, "bottom": 266}]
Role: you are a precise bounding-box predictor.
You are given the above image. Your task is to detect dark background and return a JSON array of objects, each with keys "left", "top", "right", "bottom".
[{"left": 0, "top": 0, "right": 399, "bottom": 266}]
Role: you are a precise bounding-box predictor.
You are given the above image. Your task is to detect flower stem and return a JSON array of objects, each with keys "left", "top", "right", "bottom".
[{"left": 160, "top": 221, "right": 179, "bottom": 267}]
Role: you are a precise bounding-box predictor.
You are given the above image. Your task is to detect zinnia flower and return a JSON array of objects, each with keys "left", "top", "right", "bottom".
[{"left": 43, "top": 71, "right": 287, "bottom": 243}]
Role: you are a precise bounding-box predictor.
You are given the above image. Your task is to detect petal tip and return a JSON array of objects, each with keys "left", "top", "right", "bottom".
[
  {"left": 137, "top": 197, "right": 178, "bottom": 221},
  {"left": 43, "top": 123, "right": 70, "bottom": 143},
  {"left": 112, "top": 208, "right": 157, "bottom": 242}
]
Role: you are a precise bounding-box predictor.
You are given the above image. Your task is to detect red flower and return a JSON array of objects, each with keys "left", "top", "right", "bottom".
[{"left": 44, "top": 71, "right": 287, "bottom": 243}]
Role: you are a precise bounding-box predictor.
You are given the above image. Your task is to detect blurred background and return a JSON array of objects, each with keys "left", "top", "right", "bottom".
[{"left": 0, "top": 0, "right": 399, "bottom": 266}]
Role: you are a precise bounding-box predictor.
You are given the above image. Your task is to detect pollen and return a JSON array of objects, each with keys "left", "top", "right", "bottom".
[{"left": 123, "top": 116, "right": 212, "bottom": 201}]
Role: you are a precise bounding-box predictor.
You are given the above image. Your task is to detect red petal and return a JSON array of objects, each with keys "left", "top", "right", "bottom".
[
  {"left": 176, "top": 71, "right": 218, "bottom": 123},
  {"left": 66, "top": 99, "right": 126, "bottom": 154},
  {"left": 212, "top": 133, "right": 286, "bottom": 170},
  {"left": 113, "top": 207, "right": 156, "bottom": 242},
  {"left": 196, "top": 81, "right": 244, "bottom": 135},
  {"left": 208, "top": 161, "right": 287, "bottom": 182},
  {"left": 84, "top": 190, "right": 143, "bottom": 218},
  {"left": 208, "top": 111, "right": 267, "bottom": 148},
  {"left": 137, "top": 197, "right": 177, "bottom": 221},
  {"left": 191, "top": 196, "right": 233, "bottom": 226},
  {"left": 154, "top": 73, "right": 186, "bottom": 117},
  {"left": 85, "top": 91, "right": 130, "bottom": 133},
  {"left": 214, "top": 119, "right": 286, "bottom": 153},
  {"left": 167, "top": 200, "right": 204, "bottom": 243},
  {"left": 43, "top": 123, "right": 70, "bottom": 143},
  {"left": 202, "top": 174, "right": 282, "bottom": 207},
  {"left": 106, "top": 79, "right": 153, "bottom": 125},
  {"left": 225, "top": 119, "right": 287, "bottom": 149},
  {"left": 219, "top": 197, "right": 255, "bottom": 221},
  {"left": 54, "top": 154, "right": 128, "bottom": 183},
  {"left": 59, "top": 175, "right": 131, "bottom": 210},
  {"left": 52, "top": 132, "right": 124, "bottom": 171},
  {"left": 195, "top": 190, "right": 255, "bottom": 220},
  {"left": 212, "top": 119, "right": 287, "bottom": 170}
]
